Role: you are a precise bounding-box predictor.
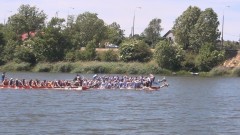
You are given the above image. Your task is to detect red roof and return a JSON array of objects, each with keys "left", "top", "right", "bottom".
[{"left": 21, "top": 31, "right": 36, "bottom": 41}]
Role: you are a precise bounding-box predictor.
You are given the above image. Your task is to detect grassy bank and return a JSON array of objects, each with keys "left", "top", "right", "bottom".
[
  {"left": 0, "top": 61, "right": 171, "bottom": 75},
  {"left": 0, "top": 61, "right": 239, "bottom": 77}
]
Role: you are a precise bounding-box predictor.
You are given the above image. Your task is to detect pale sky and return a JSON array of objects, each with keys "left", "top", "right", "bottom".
[{"left": 0, "top": 0, "right": 239, "bottom": 41}]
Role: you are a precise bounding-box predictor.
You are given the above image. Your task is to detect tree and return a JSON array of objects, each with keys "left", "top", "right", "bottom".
[
  {"left": 154, "top": 40, "right": 183, "bottom": 71},
  {"left": 82, "top": 40, "right": 97, "bottom": 61},
  {"left": 14, "top": 42, "right": 36, "bottom": 65},
  {"left": 73, "top": 12, "right": 108, "bottom": 48},
  {"left": 189, "top": 8, "right": 220, "bottom": 52},
  {"left": 0, "top": 25, "right": 6, "bottom": 55},
  {"left": 8, "top": 4, "right": 47, "bottom": 40},
  {"left": 33, "top": 17, "right": 69, "bottom": 62},
  {"left": 119, "top": 40, "right": 152, "bottom": 62},
  {"left": 196, "top": 43, "right": 225, "bottom": 71},
  {"left": 2, "top": 40, "right": 18, "bottom": 62},
  {"left": 106, "top": 22, "right": 125, "bottom": 45},
  {"left": 172, "top": 6, "right": 201, "bottom": 50},
  {"left": 142, "top": 18, "right": 163, "bottom": 48}
]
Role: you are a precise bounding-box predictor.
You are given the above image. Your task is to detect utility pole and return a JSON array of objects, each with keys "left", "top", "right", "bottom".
[
  {"left": 131, "top": 7, "right": 141, "bottom": 38},
  {"left": 221, "top": 6, "right": 230, "bottom": 49}
]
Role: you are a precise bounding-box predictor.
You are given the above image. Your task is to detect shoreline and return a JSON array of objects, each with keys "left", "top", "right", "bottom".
[{"left": 0, "top": 61, "right": 239, "bottom": 77}]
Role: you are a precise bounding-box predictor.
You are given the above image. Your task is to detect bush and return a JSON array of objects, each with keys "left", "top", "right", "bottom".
[
  {"left": 181, "top": 52, "right": 197, "bottom": 71},
  {"left": 99, "top": 49, "right": 119, "bottom": 62},
  {"left": 209, "top": 66, "right": 230, "bottom": 76},
  {"left": 65, "top": 51, "right": 76, "bottom": 62},
  {"left": 32, "top": 63, "right": 53, "bottom": 72},
  {"left": 154, "top": 40, "right": 183, "bottom": 71},
  {"left": 196, "top": 43, "right": 225, "bottom": 71},
  {"left": 52, "top": 62, "right": 73, "bottom": 72},
  {"left": 232, "top": 67, "right": 240, "bottom": 77},
  {"left": 14, "top": 46, "right": 36, "bottom": 65},
  {"left": 119, "top": 40, "right": 152, "bottom": 62},
  {"left": 0, "top": 62, "right": 32, "bottom": 71}
]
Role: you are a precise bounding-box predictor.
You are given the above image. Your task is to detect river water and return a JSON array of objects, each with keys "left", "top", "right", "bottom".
[{"left": 0, "top": 72, "right": 239, "bottom": 135}]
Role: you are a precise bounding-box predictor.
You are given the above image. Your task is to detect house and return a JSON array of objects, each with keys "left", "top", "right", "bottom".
[{"left": 163, "top": 30, "right": 175, "bottom": 43}]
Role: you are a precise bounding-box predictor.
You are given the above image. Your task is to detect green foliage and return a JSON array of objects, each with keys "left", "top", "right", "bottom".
[
  {"left": 14, "top": 45, "right": 36, "bottom": 65},
  {"left": 33, "top": 18, "right": 69, "bottom": 62},
  {"left": 196, "top": 43, "right": 225, "bottom": 71},
  {"left": 154, "top": 40, "right": 184, "bottom": 71},
  {"left": 106, "top": 22, "right": 124, "bottom": 45},
  {"left": 32, "top": 63, "right": 53, "bottom": 72},
  {"left": 2, "top": 40, "right": 18, "bottom": 62},
  {"left": 8, "top": 4, "right": 46, "bottom": 39},
  {"left": 181, "top": 52, "right": 197, "bottom": 71},
  {"left": 209, "top": 66, "right": 230, "bottom": 76},
  {"left": 0, "top": 62, "right": 31, "bottom": 71},
  {"left": 0, "top": 28, "right": 5, "bottom": 47},
  {"left": 99, "top": 49, "right": 119, "bottom": 62},
  {"left": 141, "top": 18, "right": 162, "bottom": 47},
  {"left": 52, "top": 62, "right": 73, "bottom": 73},
  {"left": 232, "top": 67, "right": 240, "bottom": 77},
  {"left": 189, "top": 8, "right": 220, "bottom": 52},
  {"left": 65, "top": 51, "right": 76, "bottom": 62},
  {"left": 0, "top": 27, "right": 6, "bottom": 60},
  {"left": 81, "top": 41, "right": 97, "bottom": 61},
  {"left": 119, "top": 40, "right": 152, "bottom": 62},
  {"left": 73, "top": 12, "right": 108, "bottom": 48},
  {"left": 224, "top": 40, "right": 240, "bottom": 50},
  {"left": 173, "top": 6, "right": 201, "bottom": 50},
  {"left": 173, "top": 6, "right": 220, "bottom": 53}
]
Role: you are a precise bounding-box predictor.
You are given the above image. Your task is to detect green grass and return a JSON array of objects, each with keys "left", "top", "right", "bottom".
[{"left": 1, "top": 60, "right": 239, "bottom": 77}]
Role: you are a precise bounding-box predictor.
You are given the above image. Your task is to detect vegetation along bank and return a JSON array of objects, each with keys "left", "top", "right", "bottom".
[{"left": 0, "top": 5, "right": 239, "bottom": 76}]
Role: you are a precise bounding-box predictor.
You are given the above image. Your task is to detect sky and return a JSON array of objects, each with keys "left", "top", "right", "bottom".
[{"left": 0, "top": 0, "right": 239, "bottom": 41}]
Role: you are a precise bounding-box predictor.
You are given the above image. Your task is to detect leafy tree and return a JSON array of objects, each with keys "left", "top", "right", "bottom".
[
  {"left": 73, "top": 12, "right": 108, "bottom": 48},
  {"left": 33, "top": 17, "right": 69, "bottom": 62},
  {"left": 172, "top": 6, "right": 201, "bottom": 50},
  {"left": 82, "top": 40, "right": 97, "bottom": 61},
  {"left": 154, "top": 40, "right": 183, "bottom": 71},
  {"left": 14, "top": 43, "right": 36, "bottom": 64},
  {"left": 224, "top": 40, "right": 240, "bottom": 50},
  {"left": 142, "top": 18, "right": 163, "bottom": 48},
  {"left": 190, "top": 8, "right": 220, "bottom": 52},
  {"left": 106, "top": 22, "right": 125, "bottom": 45},
  {"left": 0, "top": 25, "right": 6, "bottom": 54},
  {"left": 2, "top": 40, "right": 18, "bottom": 62},
  {"left": 196, "top": 43, "right": 225, "bottom": 71},
  {"left": 8, "top": 4, "right": 47, "bottom": 40},
  {"left": 119, "top": 40, "right": 152, "bottom": 62}
]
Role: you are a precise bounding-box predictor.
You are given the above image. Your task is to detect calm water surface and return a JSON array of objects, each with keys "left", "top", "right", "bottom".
[{"left": 0, "top": 72, "right": 240, "bottom": 135}]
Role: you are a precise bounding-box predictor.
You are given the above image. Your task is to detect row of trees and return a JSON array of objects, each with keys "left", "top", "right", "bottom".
[
  {"left": 0, "top": 4, "right": 161, "bottom": 63},
  {"left": 0, "top": 4, "right": 238, "bottom": 72}
]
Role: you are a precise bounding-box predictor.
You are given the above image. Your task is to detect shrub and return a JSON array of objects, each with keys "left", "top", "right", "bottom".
[
  {"left": 154, "top": 40, "right": 183, "bottom": 71},
  {"left": 52, "top": 62, "right": 73, "bottom": 72},
  {"left": 232, "top": 67, "right": 240, "bottom": 77},
  {"left": 209, "top": 66, "right": 230, "bottom": 76},
  {"left": 99, "top": 49, "right": 119, "bottom": 62},
  {"left": 0, "top": 62, "right": 32, "bottom": 71},
  {"left": 65, "top": 51, "right": 76, "bottom": 62},
  {"left": 119, "top": 40, "right": 152, "bottom": 62},
  {"left": 32, "top": 63, "right": 53, "bottom": 72}
]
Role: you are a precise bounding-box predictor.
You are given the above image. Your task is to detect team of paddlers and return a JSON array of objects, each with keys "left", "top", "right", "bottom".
[{"left": 1, "top": 73, "right": 168, "bottom": 90}]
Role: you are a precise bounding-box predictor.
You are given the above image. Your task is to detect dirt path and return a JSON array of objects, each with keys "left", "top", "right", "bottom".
[{"left": 223, "top": 51, "right": 240, "bottom": 68}]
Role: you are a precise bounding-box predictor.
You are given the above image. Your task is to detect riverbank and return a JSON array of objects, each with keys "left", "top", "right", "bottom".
[{"left": 0, "top": 60, "right": 239, "bottom": 77}]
